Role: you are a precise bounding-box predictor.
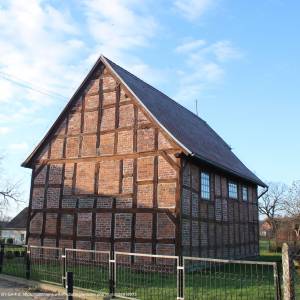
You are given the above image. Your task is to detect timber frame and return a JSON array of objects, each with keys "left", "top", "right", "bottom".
[{"left": 23, "top": 55, "right": 263, "bottom": 259}]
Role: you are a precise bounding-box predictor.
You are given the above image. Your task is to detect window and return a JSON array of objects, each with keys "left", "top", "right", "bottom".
[
  {"left": 228, "top": 182, "right": 238, "bottom": 199},
  {"left": 242, "top": 186, "right": 248, "bottom": 201},
  {"left": 20, "top": 234, "right": 25, "bottom": 242},
  {"left": 201, "top": 172, "right": 210, "bottom": 200}
]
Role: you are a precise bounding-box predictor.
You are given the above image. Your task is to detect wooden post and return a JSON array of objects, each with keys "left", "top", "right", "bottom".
[
  {"left": 66, "top": 271, "right": 73, "bottom": 300},
  {"left": 62, "top": 248, "right": 66, "bottom": 287},
  {"left": 0, "top": 244, "right": 4, "bottom": 273},
  {"left": 26, "top": 246, "right": 31, "bottom": 280},
  {"left": 282, "top": 243, "right": 295, "bottom": 300}
]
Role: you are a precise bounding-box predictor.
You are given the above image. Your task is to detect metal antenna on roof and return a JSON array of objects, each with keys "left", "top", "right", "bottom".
[{"left": 195, "top": 99, "right": 199, "bottom": 116}]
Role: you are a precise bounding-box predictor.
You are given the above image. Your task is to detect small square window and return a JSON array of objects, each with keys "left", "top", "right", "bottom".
[
  {"left": 201, "top": 172, "right": 210, "bottom": 200},
  {"left": 228, "top": 182, "right": 238, "bottom": 199},
  {"left": 242, "top": 186, "right": 248, "bottom": 201}
]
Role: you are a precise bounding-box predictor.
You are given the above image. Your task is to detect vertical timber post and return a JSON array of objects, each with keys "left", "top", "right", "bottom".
[
  {"left": 177, "top": 256, "right": 184, "bottom": 300},
  {"left": 62, "top": 248, "right": 66, "bottom": 287},
  {"left": 0, "top": 244, "right": 4, "bottom": 273},
  {"left": 109, "top": 250, "right": 116, "bottom": 297},
  {"left": 66, "top": 271, "right": 73, "bottom": 300},
  {"left": 273, "top": 262, "right": 281, "bottom": 300},
  {"left": 282, "top": 243, "right": 295, "bottom": 300},
  {"left": 26, "top": 246, "right": 31, "bottom": 280}
]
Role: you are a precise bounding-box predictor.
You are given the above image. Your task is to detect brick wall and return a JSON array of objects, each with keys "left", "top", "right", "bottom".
[
  {"left": 27, "top": 65, "right": 181, "bottom": 256},
  {"left": 181, "top": 159, "right": 259, "bottom": 258}
]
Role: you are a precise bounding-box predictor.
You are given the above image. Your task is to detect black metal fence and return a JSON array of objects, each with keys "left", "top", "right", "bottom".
[{"left": 0, "top": 244, "right": 281, "bottom": 299}]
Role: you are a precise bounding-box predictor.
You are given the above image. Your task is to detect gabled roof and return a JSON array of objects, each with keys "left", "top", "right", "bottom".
[
  {"left": 22, "top": 55, "right": 266, "bottom": 187},
  {"left": 5, "top": 207, "right": 28, "bottom": 229}
]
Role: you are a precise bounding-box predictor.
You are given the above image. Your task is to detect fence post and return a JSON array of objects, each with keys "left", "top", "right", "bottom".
[
  {"left": 109, "top": 250, "right": 115, "bottom": 297},
  {"left": 282, "top": 243, "right": 295, "bottom": 300},
  {"left": 177, "top": 256, "right": 184, "bottom": 300},
  {"left": 273, "top": 262, "right": 281, "bottom": 300},
  {"left": 26, "top": 246, "right": 31, "bottom": 280},
  {"left": 66, "top": 271, "right": 73, "bottom": 300},
  {"left": 0, "top": 244, "right": 4, "bottom": 273},
  {"left": 62, "top": 248, "right": 66, "bottom": 287}
]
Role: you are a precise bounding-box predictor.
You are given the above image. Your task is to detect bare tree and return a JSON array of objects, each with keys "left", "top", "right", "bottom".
[
  {"left": 0, "top": 156, "right": 21, "bottom": 215},
  {"left": 284, "top": 180, "right": 300, "bottom": 217},
  {"left": 259, "top": 182, "right": 288, "bottom": 249}
]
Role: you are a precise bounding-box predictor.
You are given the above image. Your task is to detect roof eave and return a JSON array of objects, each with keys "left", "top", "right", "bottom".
[{"left": 190, "top": 153, "right": 267, "bottom": 188}]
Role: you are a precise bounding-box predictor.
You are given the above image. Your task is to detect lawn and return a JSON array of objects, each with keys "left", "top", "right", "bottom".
[{"left": 0, "top": 241, "right": 292, "bottom": 300}]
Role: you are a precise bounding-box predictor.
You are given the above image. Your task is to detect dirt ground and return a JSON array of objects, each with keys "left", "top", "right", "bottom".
[{"left": 0, "top": 278, "right": 65, "bottom": 299}]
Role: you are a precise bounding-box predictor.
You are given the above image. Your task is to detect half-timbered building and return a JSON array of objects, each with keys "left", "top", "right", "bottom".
[{"left": 22, "top": 56, "right": 266, "bottom": 258}]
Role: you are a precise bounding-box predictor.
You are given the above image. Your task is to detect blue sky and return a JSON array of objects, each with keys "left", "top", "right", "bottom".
[{"left": 0, "top": 0, "right": 299, "bottom": 217}]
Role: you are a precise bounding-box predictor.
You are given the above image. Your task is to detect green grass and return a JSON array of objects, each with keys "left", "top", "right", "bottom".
[{"left": 0, "top": 241, "right": 288, "bottom": 300}]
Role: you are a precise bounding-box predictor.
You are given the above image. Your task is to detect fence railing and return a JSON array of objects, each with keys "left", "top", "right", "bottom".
[
  {"left": 0, "top": 243, "right": 281, "bottom": 299},
  {"left": 183, "top": 256, "right": 279, "bottom": 300}
]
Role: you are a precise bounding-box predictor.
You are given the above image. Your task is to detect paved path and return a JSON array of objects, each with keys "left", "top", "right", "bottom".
[{"left": 0, "top": 278, "right": 64, "bottom": 299}]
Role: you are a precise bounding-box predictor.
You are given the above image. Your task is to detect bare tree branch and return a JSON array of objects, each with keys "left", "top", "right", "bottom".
[
  {"left": 0, "top": 156, "right": 22, "bottom": 214},
  {"left": 284, "top": 180, "right": 300, "bottom": 217}
]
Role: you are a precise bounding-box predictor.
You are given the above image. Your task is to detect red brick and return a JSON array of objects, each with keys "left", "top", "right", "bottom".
[
  {"left": 158, "top": 132, "right": 173, "bottom": 149},
  {"left": 135, "top": 243, "right": 152, "bottom": 263},
  {"left": 103, "top": 74, "right": 116, "bottom": 90},
  {"left": 114, "top": 213, "right": 132, "bottom": 238},
  {"left": 119, "top": 104, "right": 134, "bottom": 128},
  {"left": 66, "top": 137, "right": 79, "bottom": 158},
  {"left": 157, "top": 182, "right": 176, "bottom": 208},
  {"left": 76, "top": 162, "right": 95, "bottom": 194},
  {"left": 137, "top": 184, "right": 153, "bottom": 208},
  {"left": 61, "top": 214, "right": 74, "bottom": 235},
  {"left": 101, "top": 107, "right": 115, "bottom": 131},
  {"left": 50, "top": 138, "right": 64, "bottom": 159},
  {"left": 116, "top": 197, "right": 132, "bottom": 208},
  {"left": 137, "top": 109, "right": 150, "bottom": 125},
  {"left": 137, "top": 156, "right": 154, "bottom": 181},
  {"left": 135, "top": 213, "right": 152, "bottom": 239},
  {"left": 49, "top": 164, "right": 63, "bottom": 184},
  {"left": 32, "top": 187, "right": 44, "bottom": 209},
  {"left": 98, "top": 160, "right": 120, "bottom": 194},
  {"left": 99, "top": 132, "right": 115, "bottom": 155},
  {"left": 122, "top": 177, "right": 133, "bottom": 193},
  {"left": 68, "top": 112, "right": 81, "bottom": 134},
  {"left": 47, "top": 187, "right": 60, "bottom": 208},
  {"left": 85, "top": 94, "right": 99, "bottom": 110},
  {"left": 96, "top": 213, "right": 112, "bottom": 237},
  {"left": 84, "top": 111, "right": 98, "bottom": 133},
  {"left": 34, "top": 165, "right": 47, "bottom": 185},
  {"left": 157, "top": 213, "right": 175, "bottom": 239},
  {"left": 81, "top": 135, "right": 96, "bottom": 157},
  {"left": 63, "top": 164, "right": 74, "bottom": 195},
  {"left": 45, "top": 213, "right": 57, "bottom": 234},
  {"left": 77, "top": 213, "right": 92, "bottom": 236},
  {"left": 158, "top": 156, "right": 176, "bottom": 179},
  {"left": 86, "top": 78, "right": 99, "bottom": 96},
  {"left": 137, "top": 128, "right": 155, "bottom": 152},
  {"left": 120, "top": 88, "right": 129, "bottom": 102},
  {"left": 30, "top": 213, "right": 43, "bottom": 234},
  {"left": 123, "top": 159, "right": 133, "bottom": 176},
  {"left": 103, "top": 91, "right": 116, "bottom": 106},
  {"left": 117, "top": 130, "right": 133, "bottom": 154}
]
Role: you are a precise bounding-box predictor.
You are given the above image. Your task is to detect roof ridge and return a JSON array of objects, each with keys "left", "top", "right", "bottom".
[{"left": 104, "top": 57, "right": 232, "bottom": 150}]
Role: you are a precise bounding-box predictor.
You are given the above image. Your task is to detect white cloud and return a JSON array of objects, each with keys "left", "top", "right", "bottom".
[
  {"left": 174, "top": 0, "right": 215, "bottom": 21},
  {"left": 9, "top": 142, "right": 29, "bottom": 151},
  {"left": 174, "top": 38, "right": 241, "bottom": 103},
  {"left": 0, "top": 127, "right": 11, "bottom": 135},
  {"left": 175, "top": 39, "right": 206, "bottom": 53},
  {"left": 82, "top": 0, "right": 157, "bottom": 58}
]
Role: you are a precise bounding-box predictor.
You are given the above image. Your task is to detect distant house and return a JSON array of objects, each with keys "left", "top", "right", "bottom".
[
  {"left": 1, "top": 207, "right": 28, "bottom": 244},
  {"left": 260, "top": 216, "right": 300, "bottom": 245},
  {"left": 259, "top": 219, "right": 273, "bottom": 238}
]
